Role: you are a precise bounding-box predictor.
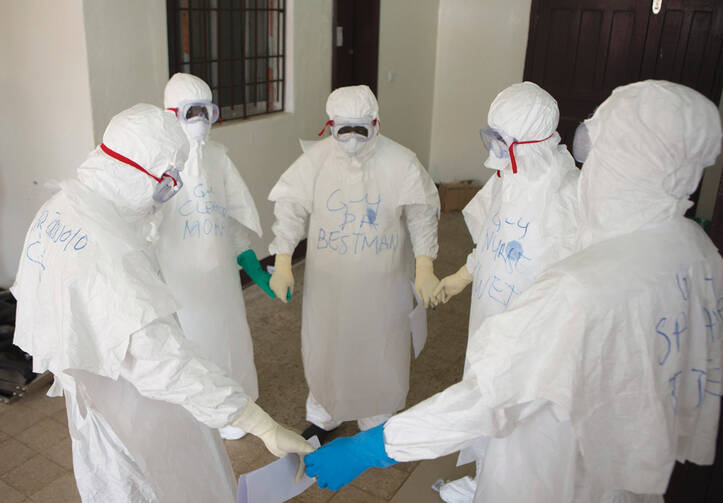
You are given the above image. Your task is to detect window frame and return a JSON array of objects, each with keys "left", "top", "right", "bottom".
[{"left": 166, "top": 0, "right": 287, "bottom": 122}]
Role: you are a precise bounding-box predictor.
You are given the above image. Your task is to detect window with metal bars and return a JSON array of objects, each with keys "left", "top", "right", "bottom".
[{"left": 166, "top": 0, "right": 286, "bottom": 121}]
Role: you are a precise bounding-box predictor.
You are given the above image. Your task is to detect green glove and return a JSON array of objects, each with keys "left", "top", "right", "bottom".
[{"left": 237, "top": 249, "right": 275, "bottom": 299}]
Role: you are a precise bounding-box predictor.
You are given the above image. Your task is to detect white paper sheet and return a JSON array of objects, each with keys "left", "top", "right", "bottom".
[
  {"left": 410, "top": 282, "right": 428, "bottom": 358},
  {"left": 237, "top": 437, "right": 321, "bottom": 503}
]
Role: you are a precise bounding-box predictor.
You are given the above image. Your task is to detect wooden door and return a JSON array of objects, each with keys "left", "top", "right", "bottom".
[{"left": 331, "top": 0, "right": 380, "bottom": 94}]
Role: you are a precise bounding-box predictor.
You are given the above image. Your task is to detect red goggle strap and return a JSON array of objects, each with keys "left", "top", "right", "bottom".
[
  {"left": 167, "top": 107, "right": 178, "bottom": 116},
  {"left": 318, "top": 120, "right": 334, "bottom": 137},
  {"left": 500, "top": 133, "right": 554, "bottom": 176},
  {"left": 100, "top": 143, "right": 164, "bottom": 184}
]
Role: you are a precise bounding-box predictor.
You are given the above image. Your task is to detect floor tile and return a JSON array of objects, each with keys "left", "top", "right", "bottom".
[
  {"left": 15, "top": 418, "right": 68, "bottom": 452},
  {"left": 28, "top": 473, "right": 80, "bottom": 503},
  {"left": 0, "top": 454, "right": 65, "bottom": 496},
  {"left": 291, "top": 482, "right": 335, "bottom": 503},
  {"left": 0, "top": 439, "right": 36, "bottom": 475},
  {"left": 390, "top": 453, "right": 474, "bottom": 503},
  {"left": 44, "top": 438, "right": 74, "bottom": 470},
  {"left": 328, "top": 485, "right": 386, "bottom": 503},
  {"left": 0, "top": 405, "right": 46, "bottom": 436},
  {"left": 350, "top": 466, "right": 409, "bottom": 500},
  {"left": 0, "top": 478, "right": 26, "bottom": 503},
  {"left": 20, "top": 385, "right": 66, "bottom": 417},
  {"left": 50, "top": 408, "right": 68, "bottom": 427}
]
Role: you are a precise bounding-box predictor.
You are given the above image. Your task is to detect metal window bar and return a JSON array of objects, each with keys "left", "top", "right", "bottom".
[{"left": 167, "top": 0, "right": 285, "bottom": 121}]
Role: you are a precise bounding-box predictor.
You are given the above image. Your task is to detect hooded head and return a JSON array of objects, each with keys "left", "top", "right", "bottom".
[
  {"left": 577, "top": 80, "right": 722, "bottom": 247},
  {"left": 325, "top": 85, "right": 380, "bottom": 158},
  {"left": 483, "top": 82, "right": 561, "bottom": 176},
  {"left": 77, "top": 103, "right": 189, "bottom": 222},
  {"left": 164, "top": 73, "right": 215, "bottom": 144}
]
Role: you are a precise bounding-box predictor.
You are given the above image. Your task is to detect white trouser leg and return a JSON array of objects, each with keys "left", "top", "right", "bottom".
[
  {"left": 306, "top": 393, "right": 343, "bottom": 430},
  {"left": 357, "top": 413, "right": 393, "bottom": 431}
]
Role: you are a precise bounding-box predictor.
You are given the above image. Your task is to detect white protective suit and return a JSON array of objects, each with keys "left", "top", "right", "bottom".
[
  {"left": 268, "top": 86, "right": 440, "bottom": 429},
  {"left": 11, "top": 105, "right": 247, "bottom": 502},
  {"left": 382, "top": 81, "right": 723, "bottom": 502},
  {"left": 157, "top": 73, "right": 262, "bottom": 406},
  {"left": 444, "top": 82, "right": 579, "bottom": 500}
]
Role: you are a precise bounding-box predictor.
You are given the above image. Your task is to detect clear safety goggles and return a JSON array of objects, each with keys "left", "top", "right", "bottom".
[
  {"left": 318, "top": 117, "right": 379, "bottom": 142},
  {"left": 168, "top": 100, "right": 220, "bottom": 125},
  {"left": 479, "top": 127, "right": 553, "bottom": 177},
  {"left": 100, "top": 143, "right": 184, "bottom": 203}
]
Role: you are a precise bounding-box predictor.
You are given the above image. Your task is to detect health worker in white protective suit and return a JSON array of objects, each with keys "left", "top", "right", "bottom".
[
  {"left": 432, "top": 82, "right": 579, "bottom": 502},
  {"left": 267, "top": 85, "right": 440, "bottom": 438},
  {"left": 158, "top": 73, "right": 269, "bottom": 440},
  {"left": 11, "top": 104, "right": 314, "bottom": 503},
  {"left": 305, "top": 80, "right": 723, "bottom": 503}
]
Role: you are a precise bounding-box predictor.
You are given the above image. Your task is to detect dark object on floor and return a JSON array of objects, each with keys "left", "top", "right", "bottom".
[
  {"left": 302, "top": 423, "right": 336, "bottom": 445},
  {"left": 0, "top": 288, "right": 37, "bottom": 402}
]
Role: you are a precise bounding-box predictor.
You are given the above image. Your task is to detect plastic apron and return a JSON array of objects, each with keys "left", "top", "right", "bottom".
[
  {"left": 62, "top": 372, "right": 237, "bottom": 503},
  {"left": 458, "top": 162, "right": 578, "bottom": 467},
  {"left": 302, "top": 144, "right": 415, "bottom": 421},
  {"left": 156, "top": 142, "right": 259, "bottom": 399}
]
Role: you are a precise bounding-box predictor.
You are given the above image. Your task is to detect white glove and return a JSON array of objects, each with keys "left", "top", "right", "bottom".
[
  {"left": 414, "top": 256, "right": 440, "bottom": 309},
  {"left": 433, "top": 264, "right": 473, "bottom": 304},
  {"left": 232, "top": 401, "right": 315, "bottom": 481},
  {"left": 269, "top": 253, "right": 294, "bottom": 303}
]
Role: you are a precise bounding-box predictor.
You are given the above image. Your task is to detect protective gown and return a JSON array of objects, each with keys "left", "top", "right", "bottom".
[
  {"left": 269, "top": 86, "right": 440, "bottom": 426},
  {"left": 157, "top": 73, "right": 262, "bottom": 400},
  {"left": 11, "top": 105, "right": 246, "bottom": 502},
  {"left": 448, "top": 82, "right": 579, "bottom": 497},
  {"left": 383, "top": 81, "right": 723, "bottom": 502}
]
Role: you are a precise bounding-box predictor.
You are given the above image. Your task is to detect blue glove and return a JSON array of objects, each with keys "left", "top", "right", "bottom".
[
  {"left": 236, "top": 249, "right": 275, "bottom": 299},
  {"left": 304, "top": 423, "right": 397, "bottom": 491}
]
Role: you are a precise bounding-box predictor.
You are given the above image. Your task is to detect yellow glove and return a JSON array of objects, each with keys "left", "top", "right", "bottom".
[
  {"left": 232, "top": 401, "right": 315, "bottom": 481},
  {"left": 433, "top": 264, "right": 473, "bottom": 304},
  {"left": 269, "top": 253, "right": 294, "bottom": 303},
  {"left": 414, "top": 256, "right": 440, "bottom": 309}
]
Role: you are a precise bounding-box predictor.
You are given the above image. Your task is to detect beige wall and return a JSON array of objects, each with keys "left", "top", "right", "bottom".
[
  {"left": 0, "top": 0, "right": 96, "bottom": 287},
  {"left": 82, "top": 0, "right": 171, "bottom": 144},
  {"left": 377, "top": 0, "right": 440, "bottom": 167},
  {"left": 429, "top": 0, "right": 532, "bottom": 184}
]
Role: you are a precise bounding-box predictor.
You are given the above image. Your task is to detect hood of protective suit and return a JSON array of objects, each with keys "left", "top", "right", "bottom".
[
  {"left": 484, "top": 82, "right": 562, "bottom": 178},
  {"left": 165, "top": 72, "right": 214, "bottom": 146},
  {"left": 577, "top": 80, "right": 722, "bottom": 247},
  {"left": 326, "top": 85, "right": 380, "bottom": 161},
  {"left": 77, "top": 103, "right": 189, "bottom": 223}
]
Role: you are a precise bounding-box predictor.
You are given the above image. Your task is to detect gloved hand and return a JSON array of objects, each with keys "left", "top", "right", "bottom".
[
  {"left": 414, "top": 256, "right": 440, "bottom": 308},
  {"left": 237, "top": 249, "right": 275, "bottom": 299},
  {"left": 232, "top": 401, "right": 315, "bottom": 481},
  {"left": 269, "top": 253, "right": 293, "bottom": 303},
  {"left": 305, "top": 423, "right": 397, "bottom": 491},
  {"left": 433, "top": 264, "right": 473, "bottom": 304}
]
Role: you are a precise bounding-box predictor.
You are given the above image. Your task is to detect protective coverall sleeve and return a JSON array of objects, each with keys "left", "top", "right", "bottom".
[
  {"left": 383, "top": 376, "right": 545, "bottom": 462},
  {"left": 228, "top": 218, "right": 252, "bottom": 253},
  {"left": 269, "top": 200, "right": 309, "bottom": 256},
  {"left": 119, "top": 315, "right": 249, "bottom": 429},
  {"left": 404, "top": 204, "right": 439, "bottom": 259},
  {"left": 223, "top": 155, "right": 263, "bottom": 238}
]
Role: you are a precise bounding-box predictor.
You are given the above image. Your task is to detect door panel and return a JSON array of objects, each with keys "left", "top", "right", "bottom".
[{"left": 331, "top": 0, "right": 380, "bottom": 94}]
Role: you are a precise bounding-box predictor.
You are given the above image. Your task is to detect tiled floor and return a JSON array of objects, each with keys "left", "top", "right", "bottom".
[{"left": 0, "top": 212, "right": 474, "bottom": 502}]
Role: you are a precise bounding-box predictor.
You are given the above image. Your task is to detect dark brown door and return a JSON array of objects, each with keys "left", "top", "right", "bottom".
[
  {"left": 524, "top": 2, "right": 723, "bottom": 501},
  {"left": 331, "top": 0, "right": 380, "bottom": 94}
]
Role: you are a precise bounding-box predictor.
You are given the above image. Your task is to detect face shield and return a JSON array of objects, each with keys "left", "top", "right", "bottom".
[
  {"left": 572, "top": 122, "right": 591, "bottom": 164},
  {"left": 100, "top": 143, "right": 184, "bottom": 203}
]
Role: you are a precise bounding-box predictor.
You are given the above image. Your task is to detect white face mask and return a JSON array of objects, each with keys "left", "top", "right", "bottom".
[
  {"left": 183, "top": 120, "right": 210, "bottom": 143},
  {"left": 484, "top": 154, "right": 509, "bottom": 172},
  {"left": 337, "top": 135, "right": 366, "bottom": 156}
]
